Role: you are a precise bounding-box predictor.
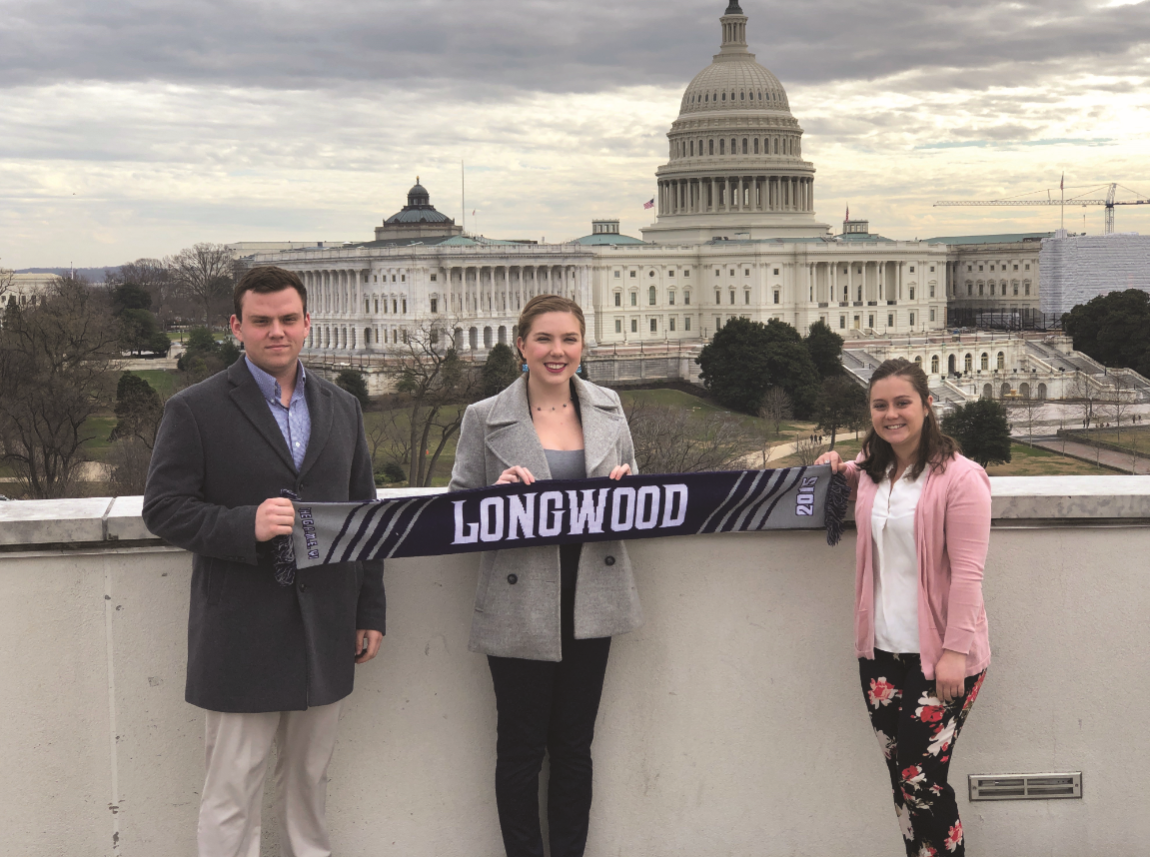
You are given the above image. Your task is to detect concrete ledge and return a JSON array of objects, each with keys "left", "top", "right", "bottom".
[{"left": 4, "top": 476, "right": 1149, "bottom": 551}]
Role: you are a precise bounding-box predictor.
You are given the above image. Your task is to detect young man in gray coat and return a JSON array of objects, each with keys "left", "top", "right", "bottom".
[{"left": 143, "top": 266, "right": 385, "bottom": 857}]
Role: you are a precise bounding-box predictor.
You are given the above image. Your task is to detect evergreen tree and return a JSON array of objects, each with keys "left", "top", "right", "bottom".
[
  {"left": 110, "top": 372, "right": 163, "bottom": 446},
  {"left": 335, "top": 368, "right": 370, "bottom": 407},
  {"left": 1062, "top": 289, "right": 1150, "bottom": 376},
  {"left": 941, "top": 399, "right": 1012, "bottom": 468},
  {"left": 804, "top": 320, "right": 845, "bottom": 379},
  {"left": 697, "top": 317, "right": 821, "bottom": 417},
  {"left": 482, "top": 342, "right": 521, "bottom": 397}
]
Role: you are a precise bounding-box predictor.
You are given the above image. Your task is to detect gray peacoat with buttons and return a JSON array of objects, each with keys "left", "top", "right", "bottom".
[
  {"left": 142, "top": 358, "right": 386, "bottom": 713},
  {"left": 448, "top": 375, "right": 642, "bottom": 661}
]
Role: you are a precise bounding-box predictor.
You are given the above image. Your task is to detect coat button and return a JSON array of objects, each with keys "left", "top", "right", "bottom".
[
  {"left": 507, "top": 574, "right": 518, "bottom": 585},
  {"left": 604, "top": 556, "right": 616, "bottom": 566},
  {"left": 298, "top": 582, "right": 307, "bottom": 592}
]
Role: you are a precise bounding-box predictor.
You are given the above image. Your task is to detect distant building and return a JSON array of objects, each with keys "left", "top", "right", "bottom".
[
  {"left": 925, "top": 234, "right": 1051, "bottom": 327},
  {"left": 5, "top": 273, "right": 56, "bottom": 308}
]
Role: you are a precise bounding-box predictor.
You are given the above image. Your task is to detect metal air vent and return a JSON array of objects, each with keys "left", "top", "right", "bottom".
[{"left": 969, "top": 772, "right": 1082, "bottom": 801}]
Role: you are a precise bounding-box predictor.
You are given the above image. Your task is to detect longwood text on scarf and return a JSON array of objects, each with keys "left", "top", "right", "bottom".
[{"left": 278, "top": 465, "right": 848, "bottom": 576}]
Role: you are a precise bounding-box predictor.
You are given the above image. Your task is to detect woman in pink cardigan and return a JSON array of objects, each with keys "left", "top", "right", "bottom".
[{"left": 817, "top": 358, "right": 990, "bottom": 857}]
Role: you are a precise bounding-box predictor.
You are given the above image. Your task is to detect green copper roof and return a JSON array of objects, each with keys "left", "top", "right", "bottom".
[
  {"left": 924, "top": 232, "right": 1053, "bottom": 245},
  {"left": 573, "top": 233, "right": 647, "bottom": 245}
]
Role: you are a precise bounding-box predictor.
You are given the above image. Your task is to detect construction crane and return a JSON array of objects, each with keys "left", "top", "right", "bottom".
[{"left": 935, "top": 183, "right": 1150, "bottom": 234}]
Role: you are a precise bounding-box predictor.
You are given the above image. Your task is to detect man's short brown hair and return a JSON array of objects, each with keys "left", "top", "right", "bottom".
[{"left": 233, "top": 266, "right": 308, "bottom": 320}]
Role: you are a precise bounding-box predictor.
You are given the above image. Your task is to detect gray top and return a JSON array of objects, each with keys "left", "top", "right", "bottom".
[{"left": 544, "top": 448, "right": 586, "bottom": 481}]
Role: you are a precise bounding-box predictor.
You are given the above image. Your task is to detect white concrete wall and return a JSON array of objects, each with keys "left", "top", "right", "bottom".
[{"left": 2, "top": 479, "right": 1150, "bottom": 856}]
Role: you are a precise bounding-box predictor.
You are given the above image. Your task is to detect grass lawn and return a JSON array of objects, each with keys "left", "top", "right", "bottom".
[
  {"left": 83, "top": 416, "right": 119, "bottom": 461},
  {"left": 986, "top": 443, "right": 1116, "bottom": 476},
  {"left": 766, "top": 439, "right": 1112, "bottom": 476},
  {"left": 127, "top": 369, "right": 180, "bottom": 399},
  {"left": 1071, "top": 425, "right": 1150, "bottom": 455}
]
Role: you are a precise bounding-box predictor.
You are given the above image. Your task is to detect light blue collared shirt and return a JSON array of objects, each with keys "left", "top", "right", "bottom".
[{"left": 245, "top": 356, "right": 311, "bottom": 472}]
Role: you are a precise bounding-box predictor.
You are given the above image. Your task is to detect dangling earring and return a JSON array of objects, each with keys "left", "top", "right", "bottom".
[{"left": 521, "top": 364, "right": 529, "bottom": 372}]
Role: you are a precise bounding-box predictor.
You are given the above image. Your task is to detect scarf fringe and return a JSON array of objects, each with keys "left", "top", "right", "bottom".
[{"left": 823, "top": 472, "right": 850, "bottom": 547}]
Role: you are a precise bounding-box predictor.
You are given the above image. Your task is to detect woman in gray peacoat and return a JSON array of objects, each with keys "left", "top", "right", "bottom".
[
  {"left": 449, "top": 295, "right": 641, "bottom": 857},
  {"left": 449, "top": 373, "right": 642, "bottom": 659}
]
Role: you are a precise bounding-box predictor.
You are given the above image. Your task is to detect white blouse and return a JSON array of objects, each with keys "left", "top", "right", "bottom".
[{"left": 870, "top": 467, "right": 925, "bottom": 653}]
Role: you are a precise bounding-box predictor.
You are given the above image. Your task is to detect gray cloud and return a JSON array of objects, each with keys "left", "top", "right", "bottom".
[{"left": 2, "top": 0, "right": 1148, "bottom": 95}]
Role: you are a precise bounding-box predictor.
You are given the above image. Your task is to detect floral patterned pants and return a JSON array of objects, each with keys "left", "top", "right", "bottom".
[{"left": 859, "top": 650, "right": 986, "bottom": 857}]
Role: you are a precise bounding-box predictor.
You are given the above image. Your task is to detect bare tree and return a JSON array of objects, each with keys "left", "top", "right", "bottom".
[
  {"left": 1010, "top": 387, "right": 1041, "bottom": 445},
  {"left": 0, "top": 277, "right": 118, "bottom": 498},
  {"left": 112, "top": 258, "right": 176, "bottom": 324},
  {"left": 1108, "top": 371, "right": 1134, "bottom": 443},
  {"left": 364, "top": 399, "right": 413, "bottom": 480},
  {"left": 1070, "top": 372, "right": 1099, "bottom": 430},
  {"left": 792, "top": 436, "right": 827, "bottom": 466},
  {"left": 168, "top": 243, "right": 235, "bottom": 326},
  {"left": 625, "top": 400, "right": 751, "bottom": 474},
  {"left": 0, "top": 261, "right": 13, "bottom": 305},
  {"left": 391, "top": 320, "right": 482, "bottom": 486},
  {"left": 759, "top": 386, "right": 792, "bottom": 438}
]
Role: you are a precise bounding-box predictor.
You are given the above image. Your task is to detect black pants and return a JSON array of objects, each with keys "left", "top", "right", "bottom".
[
  {"left": 487, "top": 545, "right": 612, "bottom": 857},
  {"left": 859, "top": 650, "right": 987, "bottom": 857}
]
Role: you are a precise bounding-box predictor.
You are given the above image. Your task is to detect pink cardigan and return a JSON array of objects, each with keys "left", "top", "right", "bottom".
[{"left": 844, "top": 452, "right": 992, "bottom": 679}]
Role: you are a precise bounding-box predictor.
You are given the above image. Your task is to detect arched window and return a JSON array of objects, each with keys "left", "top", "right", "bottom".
[
  {"left": 364, "top": 327, "right": 371, "bottom": 346},
  {"left": 997, "top": 351, "right": 1005, "bottom": 370},
  {"left": 719, "top": 139, "right": 725, "bottom": 155},
  {"left": 754, "top": 138, "right": 759, "bottom": 154},
  {"left": 483, "top": 327, "right": 493, "bottom": 349},
  {"left": 931, "top": 355, "right": 939, "bottom": 374},
  {"left": 966, "top": 282, "right": 973, "bottom": 296},
  {"left": 742, "top": 138, "right": 748, "bottom": 154},
  {"left": 740, "top": 91, "right": 745, "bottom": 100},
  {"left": 690, "top": 140, "right": 695, "bottom": 156},
  {"left": 983, "top": 384, "right": 993, "bottom": 399},
  {"left": 721, "top": 92, "right": 726, "bottom": 101},
  {"left": 1020, "top": 383, "right": 1030, "bottom": 399},
  {"left": 1001, "top": 383, "right": 1012, "bottom": 398},
  {"left": 964, "top": 353, "right": 973, "bottom": 373},
  {"left": 774, "top": 138, "right": 779, "bottom": 154},
  {"left": 649, "top": 286, "right": 657, "bottom": 305},
  {"left": 914, "top": 356, "right": 923, "bottom": 368},
  {"left": 731, "top": 138, "right": 737, "bottom": 153},
  {"left": 709, "top": 139, "right": 715, "bottom": 155},
  {"left": 1037, "top": 383, "right": 1047, "bottom": 399},
  {"left": 981, "top": 352, "right": 989, "bottom": 370}
]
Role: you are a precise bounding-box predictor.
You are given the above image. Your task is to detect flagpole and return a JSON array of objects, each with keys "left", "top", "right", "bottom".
[
  {"left": 1060, "top": 173, "right": 1064, "bottom": 232},
  {"left": 461, "top": 160, "right": 466, "bottom": 234}
]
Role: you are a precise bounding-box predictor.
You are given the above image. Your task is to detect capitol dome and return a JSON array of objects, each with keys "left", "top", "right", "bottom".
[{"left": 642, "top": 2, "right": 829, "bottom": 243}]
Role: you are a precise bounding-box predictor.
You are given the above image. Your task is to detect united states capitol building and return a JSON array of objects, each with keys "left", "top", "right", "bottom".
[{"left": 250, "top": 1, "right": 1146, "bottom": 406}]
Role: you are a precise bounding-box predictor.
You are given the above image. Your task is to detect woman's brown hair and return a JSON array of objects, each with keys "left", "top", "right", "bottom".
[
  {"left": 515, "top": 294, "right": 585, "bottom": 362},
  {"left": 859, "top": 358, "right": 959, "bottom": 482}
]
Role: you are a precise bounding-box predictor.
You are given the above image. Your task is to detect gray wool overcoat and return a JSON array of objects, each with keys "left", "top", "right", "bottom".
[
  {"left": 142, "top": 358, "right": 386, "bottom": 713},
  {"left": 448, "top": 375, "right": 642, "bottom": 661}
]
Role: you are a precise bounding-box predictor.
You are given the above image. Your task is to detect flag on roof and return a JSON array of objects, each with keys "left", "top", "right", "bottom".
[
  {"left": 643, "top": 198, "right": 655, "bottom": 210},
  {"left": 1060, "top": 174, "right": 1064, "bottom": 191},
  {"left": 846, "top": 203, "right": 850, "bottom": 221}
]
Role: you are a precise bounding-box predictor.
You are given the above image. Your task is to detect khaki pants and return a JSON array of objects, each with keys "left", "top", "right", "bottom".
[{"left": 198, "top": 700, "right": 343, "bottom": 857}]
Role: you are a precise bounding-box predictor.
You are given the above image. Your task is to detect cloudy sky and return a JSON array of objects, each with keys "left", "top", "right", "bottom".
[{"left": 2, "top": 0, "right": 1149, "bottom": 268}]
